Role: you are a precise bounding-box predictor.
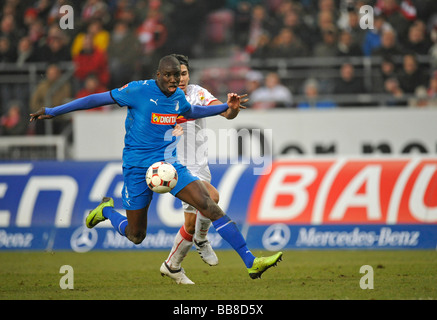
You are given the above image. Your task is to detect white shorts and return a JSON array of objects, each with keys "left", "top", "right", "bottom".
[{"left": 181, "top": 165, "right": 211, "bottom": 214}]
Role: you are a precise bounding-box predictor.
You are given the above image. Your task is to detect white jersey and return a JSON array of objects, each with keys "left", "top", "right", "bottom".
[{"left": 176, "top": 84, "right": 218, "bottom": 177}]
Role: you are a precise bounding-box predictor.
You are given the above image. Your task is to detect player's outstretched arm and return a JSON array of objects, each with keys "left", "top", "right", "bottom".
[
  {"left": 182, "top": 102, "right": 228, "bottom": 119},
  {"left": 30, "top": 92, "right": 115, "bottom": 122}
]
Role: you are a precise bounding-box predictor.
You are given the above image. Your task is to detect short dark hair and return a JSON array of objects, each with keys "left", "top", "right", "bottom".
[
  {"left": 157, "top": 55, "right": 180, "bottom": 72},
  {"left": 171, "top": 54, "right": 190, "bottom": 71}
]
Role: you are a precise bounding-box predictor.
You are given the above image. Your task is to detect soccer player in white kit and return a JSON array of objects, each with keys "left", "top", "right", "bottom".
[{"left": 160, "top": 54, "right": 245, "bottom": 284}]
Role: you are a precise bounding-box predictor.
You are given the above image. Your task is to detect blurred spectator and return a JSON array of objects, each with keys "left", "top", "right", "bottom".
[
  {"left": 113, "top": 0, "right": 137, "bottom": 26},
  {"left": 232, "top": 1, "right": 253, "bottom": 47},
  {"left": 16, "top": 36, "right": 38, "bottom": 66},
  {"left": 75, "top": 74, "right": 110, "bottom": 111},
  {"left": 337, "top": 29, "right": 362, "bottom": 57},
  {"left": 362, "top": 14, "right": 393, "bottom": 56},
  {"left": 280, "top": 8, "right": 314, "bottom": 52},
  {"left": 430, "top": 26, "right": 437, "bottom": 70},
  {"left": 427, "top": 73, "right": 437, "bottom": 100},
  {"left": 408, "top": 86, "right": 430, "bottom": 107},
  {"left": 34, "top": 0, "right": 53, "bottom": 23},
  {"left": 201, "top": 8, "right": 234, "bottom": 55},
  {"left": 311, "top": 10, "right": 336, "bottom": 50},
  {"left": 73, "top": 33, "right": 110, "bottom": 88},
  {"left": 313, "top": 25, "right": 338, "bottom": 57},
  {"left": 0, "top": 36, "right": 16, "bottom": 62},
  {"left": 136, "top": 0, "right": 168, "bottom": 77},
  {"left": 297, "top": 78, "right": 337, "bottom": 109},
  {"left": 245, "top": 5, "right": 277, "bottom": 55},
  {"left": 30, "top": 64, "right": 72, "bottom": 135},
  {"left": 36, "top": 26, "right": 71, "bottom": 63},
  {"left": 251, "top": 72, "right": 293, "bottom": 109},
  {"left": 333, "top": 62, "right": 366, "bottom": 95},
  {"left": 374, "top": 0, "right": 416, "bottom": 44},
  {"left": 383, "top": 77, "right": 408, "bottom": 106},
  {"left": 371, "top": 28, "right": 404, "bottom": 57},
  {"left": 372, "top": 56, "right": 398, "bottom": 93},
  {"left": 249, "top": 31, "right": 271, "bottom": 59},
  {"left": 245, "top": 70, "right": 263, "bottom": 107},
  {"left": 425, "top": 74, "right": 437, "bottom": 107},
  {"left": 166, "top": 0, "right": 205, "bottom": 58},
  {"left": 269, "top": 27, "right": 308, "bottom": 58},
  {"left": 0, "top": 101, "right": 27, "bottom": 136},
  {"left": 0, "top": 14, "right": 22, "bottom": 51},
  {"left": 26, "top": 18, "right": 45, "bottom": 48},
  {"left": 397, "top": 53, "right": 428, "bottom": 94},
  {"left": 342, "top": 10, "right": 366, "bottom": 52},
  {"left": 22, "top": 8, "right": 40, "bottom": 33},
  {"left": 403, "top": 20, "right": 432, "bottom": 55},
  {"left": 80, "top": 0, "right": 110, "bottom": 26},
  {"left": 71, "top": 19, "right": 110, "bottom": 58},
  {"left": 107, "top": 21, "right": 141, "bottom": 88}
]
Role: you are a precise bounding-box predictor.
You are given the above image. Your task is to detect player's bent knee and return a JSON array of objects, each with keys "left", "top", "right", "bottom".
[
  {"left": 210, "top": 191, "right": 219, "bottom": 204},
  {"left": 128, "top": 231, "right": 146, "bottom": 245}
]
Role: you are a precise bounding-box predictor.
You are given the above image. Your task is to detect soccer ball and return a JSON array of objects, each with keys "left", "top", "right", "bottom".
[{"left": 146, "top": 161, "right": 178, "bottom": 193}]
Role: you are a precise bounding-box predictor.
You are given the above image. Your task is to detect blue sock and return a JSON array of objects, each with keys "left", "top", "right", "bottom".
[
  {"left": 103, "top": 207, "right": 127, "bottom": 236},
  {"left": 212, "top": 215, "right": 255, "bottom": 268}
]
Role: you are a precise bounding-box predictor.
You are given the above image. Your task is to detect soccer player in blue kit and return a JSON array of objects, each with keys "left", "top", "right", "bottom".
[{"left": 30, "top": 55, "right": 282, "bottom": 280}]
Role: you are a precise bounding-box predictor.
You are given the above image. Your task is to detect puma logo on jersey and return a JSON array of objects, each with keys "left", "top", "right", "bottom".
[{"left": 150, "top": 99, "right": 158, "bottom": 105}]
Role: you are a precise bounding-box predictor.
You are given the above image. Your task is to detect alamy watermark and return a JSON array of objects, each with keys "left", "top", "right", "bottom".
[
  {"left": 59, "top": 5, "right": 74, "bottom": 30},
  {"left": 359, "top": 265, "right": 374, "bottom": 289},
  {"left": 359, "top": 5, "right": 374, "bottom": 30},
  {"left": 164, "top": 127, "right": 273, "bottom": 175},
  {"left": 59, "top": 265, "right": 74, "bottom": 289}
]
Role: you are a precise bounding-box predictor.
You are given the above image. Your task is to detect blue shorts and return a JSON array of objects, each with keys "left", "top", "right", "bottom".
[{"left": 121, "top": 162, "right": 199, "bottom": 210}]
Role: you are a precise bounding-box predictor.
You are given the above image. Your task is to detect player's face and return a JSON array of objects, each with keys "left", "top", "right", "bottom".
[
  {"left": 178, "top": 64, "right": 190, "bottom": 94},
  {"left": 156, "top": 63, "right": 181, "bottom": 96}
]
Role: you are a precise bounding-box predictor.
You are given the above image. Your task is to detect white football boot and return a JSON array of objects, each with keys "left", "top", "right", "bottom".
[
  {"left": 160, "top": 262, "right": 194, "bottom": 285},
  {"left": 194, "top": 239, "right": 219, "bottom": 266}
]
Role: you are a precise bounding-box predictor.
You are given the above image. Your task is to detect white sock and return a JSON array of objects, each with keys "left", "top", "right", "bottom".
[
  {"left": 195, "top": 211, "right": 212, "bottom": 242},
  {"left": 165, "top": 225, "right": 193, "bottom": 270}
]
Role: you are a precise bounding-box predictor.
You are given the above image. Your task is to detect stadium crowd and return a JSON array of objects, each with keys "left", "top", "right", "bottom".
[{"left": 1, "top": 0, "right": 437, "bottom": 136}]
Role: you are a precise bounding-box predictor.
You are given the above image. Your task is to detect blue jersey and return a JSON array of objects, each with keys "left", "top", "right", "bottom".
[{"left": 110, "top": 80, "right": 191, "bottom": 168}]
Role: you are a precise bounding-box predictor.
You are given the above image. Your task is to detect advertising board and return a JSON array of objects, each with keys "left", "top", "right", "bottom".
[{"left": 0, "top": 159, "right": 436, "bottom": 251}]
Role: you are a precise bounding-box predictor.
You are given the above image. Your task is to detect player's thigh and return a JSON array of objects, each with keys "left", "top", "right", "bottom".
[
  {"left": 122, "top": 166, "right": 153, "bottom": 232},
  {"left": 126, "top": 205, "right": 149, "bottom": 235},
  {"left": 202, "top": 181, "right": 219, "bottom": 204},
  {"left": 176, "top": 180, "right": 223, "bottom": 221}
]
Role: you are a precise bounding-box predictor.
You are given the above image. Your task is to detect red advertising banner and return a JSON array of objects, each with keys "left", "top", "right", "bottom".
[{"left": 248, "top": 158, "right": 437, "bottom": 225}]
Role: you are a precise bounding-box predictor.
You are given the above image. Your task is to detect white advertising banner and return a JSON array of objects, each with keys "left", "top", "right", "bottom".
[{"left": 72, "top": 108, "right": 437, "bottom": 160}]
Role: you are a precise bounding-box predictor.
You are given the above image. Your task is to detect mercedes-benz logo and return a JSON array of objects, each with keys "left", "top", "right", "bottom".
[
  {"left": 262, "top": 223, "right": 290, "bottom": 251},
  {"left": 70, "top": 226, "right": 98, "bottom": 253}
]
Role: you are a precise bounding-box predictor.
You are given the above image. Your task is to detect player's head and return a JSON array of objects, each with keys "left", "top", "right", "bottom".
[
  {"left": 171, "top": 54, "right": 190, "bottom": 93},
  {"left": 156, "top": 55, "right": 181, "bottom": 96}
]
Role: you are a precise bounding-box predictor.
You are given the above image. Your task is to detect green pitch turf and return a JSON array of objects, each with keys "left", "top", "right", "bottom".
[{"left": 0, "top": 250, "right": 436, "bottom": 300}]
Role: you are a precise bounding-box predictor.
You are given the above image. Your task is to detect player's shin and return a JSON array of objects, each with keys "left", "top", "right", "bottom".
[
  {"left": 102, "top": 207, "right": 127, "bottom": 236},
  {"left": 165, "top": 225, "right": 193, "bottom": 270},
  {"left": 212, "top": 215, "right": 255, "bottom": 268},
  {"left": 195, "top": 211, "right": 211, "bottom": 241}
]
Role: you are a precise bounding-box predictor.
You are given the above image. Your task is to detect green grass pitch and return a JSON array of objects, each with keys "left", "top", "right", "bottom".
[{"left": 1, "top": 250, "right": 436, "bottom": 300}]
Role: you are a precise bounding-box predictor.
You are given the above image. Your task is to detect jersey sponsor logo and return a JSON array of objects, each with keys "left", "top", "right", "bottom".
[{"left": 151, "top": 113, "right": 178, "bottom": 125}]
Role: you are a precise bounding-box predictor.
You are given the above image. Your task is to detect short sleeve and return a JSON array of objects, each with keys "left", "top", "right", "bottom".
[{"left": 110, "top": 81, "right": 143, "bottom": 107}]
